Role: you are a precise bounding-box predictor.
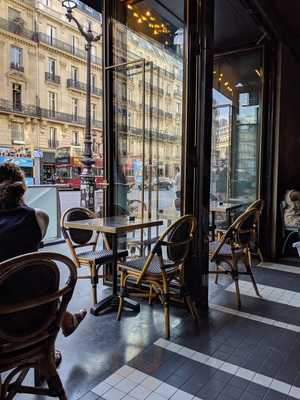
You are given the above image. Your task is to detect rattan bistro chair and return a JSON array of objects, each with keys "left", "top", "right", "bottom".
[
  {"left": 117, "top": 215, "right": 197, "bottom": 339},
  {"left": 0, "top": 252, "right": 77, "bottom": 400},
  {"left": 210, "top": 209, "right": 260, "bottom": 308},
  {"left": 61, "top": 207, "right": 128, "bottom": 305}
]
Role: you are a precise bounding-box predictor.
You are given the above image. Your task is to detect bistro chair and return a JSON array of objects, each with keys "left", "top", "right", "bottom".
[
  {"left": 210, "top": 208, "right": 260, "bottom": 308},
  {"left": 0, "top": 252, "right": 77, "bottom": 400},
  {"left": 61, "top": 207, "right": 128, "bottom": 305},
  {"left": 117, "top": 215, "right": 197, "bottom": 339},
  {"left": 246, "top": 199, "right": 264, "bottom": 263}
]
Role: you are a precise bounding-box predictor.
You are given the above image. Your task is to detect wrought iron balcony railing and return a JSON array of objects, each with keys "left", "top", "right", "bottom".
[
  {"left": 0, "top": 99, "right": 102, "bottom": 128},
  {"left": 45, "top": 72, "right": 61, "bottom": 84},
  {"left": 67, "top": 79, "right": 103, "bottom": 96},
  {"left": 10, "top": 63, "right": 24, "bottom": 72},
  {"left": 38, "top": 32, "right": 102, "bottom": 65},
  {"left": 0, "top": 17, "right": 37, "bottom": 41}
]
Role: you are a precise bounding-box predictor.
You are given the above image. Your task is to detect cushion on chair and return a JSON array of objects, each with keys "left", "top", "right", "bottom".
[
  {"left": 120, "top": 256, "right": 175, "bottom": 274},
  {"left": 209, "top": 241, "right": 243, "bottom": 257},
  {"left": 77, "top": 249, "right": 128, "bottom": 263}
]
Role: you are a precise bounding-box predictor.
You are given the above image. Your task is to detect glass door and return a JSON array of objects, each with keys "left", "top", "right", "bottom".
[{"left": 105, "top": 0, "right": 185, "bottom": 229}]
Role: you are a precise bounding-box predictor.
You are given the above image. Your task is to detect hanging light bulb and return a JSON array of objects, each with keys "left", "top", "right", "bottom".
[
  {"left": 146, "top": 11, "right": 151, "bottom": 16},
  {"left": 127, "top": 4, "right": 133, "bottom": 10},
  {"left": 133, "top": 12, "right": 139, "bottom": 18},
  {"left": 137, "top": 18, "right": 142, "bottom": 23}
]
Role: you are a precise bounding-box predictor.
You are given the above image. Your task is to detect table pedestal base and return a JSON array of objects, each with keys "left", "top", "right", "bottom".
[{"left": 90, "top": 295, "right": 140, "bottom": 316}]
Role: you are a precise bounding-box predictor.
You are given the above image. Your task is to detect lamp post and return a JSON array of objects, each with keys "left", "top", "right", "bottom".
[{"left": 62, "top": 0, "right": 101, "bottom": 211}]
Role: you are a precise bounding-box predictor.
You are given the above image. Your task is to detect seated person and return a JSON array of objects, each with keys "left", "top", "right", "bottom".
[
  {"left": 0, "top": 162, "right": 86, "bottom": 363},
  {"left": 284, "top": 189, "right": 300, "bottom": 227}
]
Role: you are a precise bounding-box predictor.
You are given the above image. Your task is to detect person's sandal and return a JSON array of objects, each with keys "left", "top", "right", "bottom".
[{"left": 62, "top": 309, "right": 87, "bottom": 337}]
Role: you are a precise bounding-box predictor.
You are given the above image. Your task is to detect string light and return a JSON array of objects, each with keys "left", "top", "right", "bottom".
[
  {"left": 146, "top": 11, "right": 151, "bottom": 16},
  {"left": 137, "top": 18, "right": 142, "bottom": 23},
  {"left": 127, "top": 4, "right": 133, "bottom": 10},
  {"left": 142, "top": 16, "right": 147, "bottom": 21},
  {"left": 133, "top": 12, "right": 139, "bottom": 18}
]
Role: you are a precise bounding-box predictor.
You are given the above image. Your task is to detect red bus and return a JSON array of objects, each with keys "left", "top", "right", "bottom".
[{"left": 55, "top": 146, "right": 103, "bottom": 189}]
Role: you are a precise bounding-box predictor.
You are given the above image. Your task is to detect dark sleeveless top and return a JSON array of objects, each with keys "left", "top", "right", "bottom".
[{"left": 0, "top": 205, "right": 42, "bottom": 263}]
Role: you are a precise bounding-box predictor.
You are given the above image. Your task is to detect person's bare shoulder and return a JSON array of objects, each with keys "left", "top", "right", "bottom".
[{"left": 35, "top": 209, "right": 49, "bottom": 238}]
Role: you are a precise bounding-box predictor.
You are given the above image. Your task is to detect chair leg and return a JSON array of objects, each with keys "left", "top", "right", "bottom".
[
  {"left": 257, "top": 247, "right": 264, "bottom": 264},
  {"left": 44, "top": 349, "right": 67, "bottom": 400},
  {"left": 245, "top": 251, "right": 260, "bottom": 297},
  {"left": 149, "top": 284, "right": 153, "bottom": 305},
  {"left": 231, "top": 261, "right": 241, "bottom": 309},
  {"left": 163, "top": 296, "right": 170, "bottom": 340},
  {"left": 117, "top": 271, "right": 125, "bottom": 321},
  {"left": 215, "top": 264, "right": 220, "bottom": 284},
  {"left": 90, "top": 264, "right": 98, "bottom": 305}
]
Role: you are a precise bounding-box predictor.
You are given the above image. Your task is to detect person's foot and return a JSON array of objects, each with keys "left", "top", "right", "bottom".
[
  {"left": 62, "top": 309, "right": 87, "bottom": 337},
  {"left": 55, "top": 349, "right": 62, "bottom": 368}
]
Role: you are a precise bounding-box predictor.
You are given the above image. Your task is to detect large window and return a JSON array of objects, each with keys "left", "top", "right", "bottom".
[
  {"left": 210, "top": 49, "right": 262, "bottom": 204},
  {"left": 48, "top": 91, "right": 56, "bottom": 117}
]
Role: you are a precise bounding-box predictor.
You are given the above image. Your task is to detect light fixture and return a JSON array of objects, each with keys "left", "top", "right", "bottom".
[
  {"left": 154, "top": 30, "right": 158, "bottom": 35},
  {"left": 137, "top": 18, "right": 142, "bottom": 23},
  {"left": 165, "top": 41, "right": 169, "bottom": 45},
  {"left": 150, "top": 16, "right": 155, "bottom": 21},
  {"left": 127, "top": 4, "right": 133, "bottom": 10},
  {"left": 62, "top": 0, "right": 77, "bottom": 10},
  {"left": 255, "top": 68, "right": 261, "bottom": 77},
  {"left": 161, "top": 23, "right": 164, "bottom": 27},
  {"left": 142, "top": 16, "right": 147, "bottom": 21},
  {"left": 224, "top": 82, "right": 229, "bottom": 86},
  {"left": 146, "top": 11, "right": 151, "bottom": 16},
  {"left": 133, "top": 12, "right": 139, "bottom": 18}
]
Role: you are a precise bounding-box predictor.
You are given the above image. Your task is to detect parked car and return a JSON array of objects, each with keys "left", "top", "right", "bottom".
[{"left": 138, "top": 176, "right": 173, "bottom": 190}]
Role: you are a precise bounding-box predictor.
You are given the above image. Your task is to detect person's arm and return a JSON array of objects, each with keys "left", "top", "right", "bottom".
[
  {"left": 35, "top": 209, "right": 49, "bottom": 239},
  {"left": 290, "top": 191, "right": 300, "bottom": 201}
]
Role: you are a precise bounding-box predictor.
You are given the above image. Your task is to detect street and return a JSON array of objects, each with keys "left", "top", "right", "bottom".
[{"left": 59, "top": 187, "right": 178, "bottom": 216}]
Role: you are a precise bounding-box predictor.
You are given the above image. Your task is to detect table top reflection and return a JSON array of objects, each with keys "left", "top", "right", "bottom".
[
  {"left": 210, "top": 202, "right": 243, "bottom": 213},
  {"left": 64, "top": 215, "right": 163, "bottom": 234}
]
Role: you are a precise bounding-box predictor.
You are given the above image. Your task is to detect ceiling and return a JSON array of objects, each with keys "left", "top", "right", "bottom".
[{"left": 81, "top": 0, "right": 300, "bottom": 57}]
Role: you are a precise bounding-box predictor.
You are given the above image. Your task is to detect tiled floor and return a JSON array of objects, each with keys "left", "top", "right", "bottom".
[{"left": 11, "top": 246, "right": 300, "bottom": 400}]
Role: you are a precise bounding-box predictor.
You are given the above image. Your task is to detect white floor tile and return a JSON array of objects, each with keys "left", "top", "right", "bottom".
[
  {"left": 115, "top": 379, "right": 138, "bottom": 394},
  {"left": 92, "top": 382, "right": 111, "bottom": 396},
  {"left": 141, "top": 376, "right": 162, "bottom": 391},
  {"left": 129, "top": 385, "right": 153, "bottom": 400},
  {"left": 252, "top": 373, "right": 272, "bottom": 387},
  {"left": 290, "top": 385, "right": 300, "bottom": 399},
  {"left": 269, "top": 379, "right": 291, "bottom": 394},
  {"left": 127, "top": 370, "right": 148, "bottom": 384},
  {"left": 170, "top": 389, "right": 194, "bottom": 400},
  {"left": 102, "top": 387, "right": 126, "bottom": 400}
]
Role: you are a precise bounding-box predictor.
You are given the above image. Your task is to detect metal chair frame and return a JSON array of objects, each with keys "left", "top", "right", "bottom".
[
  {"left": 210, "top": 209, "right": 261, "bottom": 308},
  {"left": 245, "top": 199, "right": 264, "bottom": 263},
  {"left": 0, "top": 252, "right": 77, "bottom": 400},
  {"left": 117, "top": 215, "right": 197, "bottom": 339}
]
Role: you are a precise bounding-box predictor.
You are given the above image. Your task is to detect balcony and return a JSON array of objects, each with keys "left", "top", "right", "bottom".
[
  {"left": 67, "top": 79, "right": 103, "bottom": 97},
  {"left": 10, "top": 63, "right": 24, "bottom": 73},
  {"left": 0, "top": 98, "right": 102, "bottom": 129},
  {"left": 0, "top": 17, "right": 37, "bottom": 41},
  {"left": 48, "top": 139, "right": 59, "bottom": 149},
  {"left": 45, "top": 72, "right": 61, "bottom": 84},
  {"left": 165, "top": 112, "right": 173, "bottom": 119},
  {"left": 38, "top": 32, "right": 102, "bottom": 65}
]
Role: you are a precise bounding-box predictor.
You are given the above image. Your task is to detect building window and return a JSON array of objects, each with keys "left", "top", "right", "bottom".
[
  {"left": 72, "top": 98, "right": 79, "bottom": 121},
  {"left": 11, "top": 122, "right": 24, "bottom": 144},
  {"left": 176, "top": 103, "right": 181, "bottom": 113},
  {"left": 10, "top": 46, "right": 23, "bottom": 70},
  {"left": 12, "top": 83, "right": 22, "bottom": 111},
  {"left": 49, "top": 127, "right": 58, "bottom": 149},
  {"left": 92, "top": 104, "right": 96, "bottom": 123},
  {"left": 71, "top": 66, "right": 79, "bottom": 83},
  {"left": 47, "top": 25, "right": 56, "bottom": 45},
  {"left": 71, "top": 35, "right": 79, "bottom": 55},
  {"left": 92, "top": 74, "right": 96, "bottom": 90},
  {"left": 41, "top": 0, "right": 51, "bottom": 6},
  {"left": 72, "top": 131, "right": 80, "bottom": 146},
  {"left": 48, "top": 58, "right": 56, "bottom": 76},
  {"left": 48, "top": 91, "right": 56, "bottom": 117}
]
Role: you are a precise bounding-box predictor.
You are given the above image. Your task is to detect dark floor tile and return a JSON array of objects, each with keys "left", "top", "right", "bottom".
[
  {"left": 220, "top": 384, "right": 244, "bottom": 399},
  {"left": 263, "top": 389, "right": 290, "bottom": 400},
  {"left": 246, "top": 382, "right": 268, "bottom": 398},
  {"left": 165, "top": 373, "right": 189, "bottom": 388}
]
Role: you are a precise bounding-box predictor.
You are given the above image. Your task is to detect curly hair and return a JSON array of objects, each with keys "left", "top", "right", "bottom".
[{"left": 0, "top": 162, "right": 26, "bottom": 209}]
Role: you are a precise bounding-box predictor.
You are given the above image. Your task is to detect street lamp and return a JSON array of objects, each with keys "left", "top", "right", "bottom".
[{"left": 62, "top": 0, "right": 101, "bottom": 211}]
